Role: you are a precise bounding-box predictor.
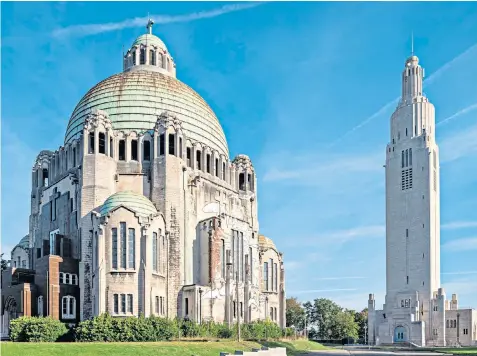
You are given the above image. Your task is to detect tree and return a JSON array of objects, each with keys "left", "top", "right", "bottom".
[
  {"left": 286, "top": 297, "right": 305, "bottom": 329},
  {"left": 354, "top": 308, "right": 368, "bottom": 340},
  {"left": 1, "top": 253, "right": 8, "bottom": 272}
]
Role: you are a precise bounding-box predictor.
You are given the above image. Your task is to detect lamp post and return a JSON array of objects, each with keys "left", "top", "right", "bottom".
[
  {"left": 364, "top": 324, "right": 368, "bottom": 349},
  {"left": 198, "top": 288, "right": 203, "bottom": 324}
]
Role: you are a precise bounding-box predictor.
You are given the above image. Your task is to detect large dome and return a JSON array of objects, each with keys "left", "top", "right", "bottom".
[{"left": 64, "top": 29, "right": 229, "bottom": 157}]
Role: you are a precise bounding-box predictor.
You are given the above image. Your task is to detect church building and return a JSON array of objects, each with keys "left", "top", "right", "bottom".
[
  {"left": 367, "top": 53, "right": 477, "bottom": 347},
  {"left": 1, "top": 20, "right": 286, "bottom": 335}
]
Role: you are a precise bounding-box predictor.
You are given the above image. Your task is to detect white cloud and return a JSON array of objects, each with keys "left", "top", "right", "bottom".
[
  {"left": 289, "top": 288, "right": 358, "bottom": 295},
  {"left": 442, "top": 237, "right": 477, "bottom": 252},
  {"left": 314, "top": 276, "right": 366, "bottom": 281},
  {"left": 289, "top": 225, "right": 385, "bottom": 248},
  {"left": 442, "top": 271, "right": 477, "bottom": 275},
  {"left": 440, "top": 123, "right": 477, "bottom": 163},
  {"left": 442, "top": 221, "right": 477, "bottom": 230},
  {"left": 52, "top": 3, "right": 265, "bottom": 38}
]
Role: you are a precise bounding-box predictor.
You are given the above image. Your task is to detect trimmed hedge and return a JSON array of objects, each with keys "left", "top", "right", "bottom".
[
  {"left": 75, "top": 314, "right": 284, "bottom": 342},
  {"left": 10, "top": 316, "right": 68, "bottom": 342},
  {"left": 10, "top": 314, "right": 287, "bottom": 343}
]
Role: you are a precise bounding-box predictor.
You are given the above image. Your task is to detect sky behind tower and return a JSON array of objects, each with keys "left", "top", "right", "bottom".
[{"left": 1, "top": 2, "right": 477, "bottom": 310}]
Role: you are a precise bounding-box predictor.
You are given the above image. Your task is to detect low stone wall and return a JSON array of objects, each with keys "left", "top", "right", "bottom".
[{"left": 220, "top": 346, "right": 287, "bottom": 355}]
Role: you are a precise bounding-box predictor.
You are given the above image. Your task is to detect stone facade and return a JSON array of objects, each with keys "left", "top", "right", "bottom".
[
  {"left": 2, "top": 21, "right": 286, "bottom": 330},
  {"left": 368, "top": 54, "right": 477, "bottom": 347}
]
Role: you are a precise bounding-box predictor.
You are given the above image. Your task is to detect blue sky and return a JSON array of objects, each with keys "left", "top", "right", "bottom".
[{"left": 2, "top": 2, "right": 477, "bottom": 311}]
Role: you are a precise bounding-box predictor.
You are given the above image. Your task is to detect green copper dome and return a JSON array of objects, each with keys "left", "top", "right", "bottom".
[
  {"left": 13, "top": 235, "right": 29, "bottom": 250},
  {"left": 100, "top": 191, "right": 157, "bottom": 218},
  {"left": 132, "top": 34, "right": 167, "bottom": 50}
]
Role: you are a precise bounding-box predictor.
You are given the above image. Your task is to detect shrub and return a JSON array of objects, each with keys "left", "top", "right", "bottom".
[{"left": 10, "top": 316, "right": 68, "bottom": 342}]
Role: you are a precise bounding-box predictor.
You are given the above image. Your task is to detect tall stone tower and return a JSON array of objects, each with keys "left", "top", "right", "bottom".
[{"left": 384, "top": 53, "right": 441, "bottom": 342}]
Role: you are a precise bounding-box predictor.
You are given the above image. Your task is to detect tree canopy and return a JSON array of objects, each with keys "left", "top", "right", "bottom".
[{"left": 286, "top": 297, "right": 366, "bottom": 341}]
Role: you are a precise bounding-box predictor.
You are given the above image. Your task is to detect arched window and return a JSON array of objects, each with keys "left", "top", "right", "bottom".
[
  {"left": 38, "top": 296, "right": 44, "bottom": 316},
  {"left": 168, "top": 134, "right": 175, "bottom": 155},
  {"left": 157, "top": 53, "right": 163, "bottom": 68},
  {"left": 88, "top": 132, "right": 95, "bottom": 154},
  {"left": 140, "top": 48, "right": 146, "bottom": 65},
  {"left": 99, "top": 132, "right": 106, "bottom": 154},
  {"left": 153, "top": 232, "right": 158, "bottom": 272},
  {"left": 149, "top": 50, "right": 156, "bottom": 65},
  {"left": 62, "top": 296, "right": 76, "bottom": 319},
  {"left": 239, "top": 173, "right": 245, "bottom": 191},
  {"left": 143, "top": 140, "right": 151, "bottom": 161},
  {"left": 118, "top": 140, "right": 126, "bottom": 161}
]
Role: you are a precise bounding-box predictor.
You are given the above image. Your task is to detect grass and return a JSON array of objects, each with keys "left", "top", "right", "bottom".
[
  {"left": 431, "top": 348, "right": 477, "bottom": 355},
  {"left": 0, "top": 339, "right": 329, "bottom": 356}
]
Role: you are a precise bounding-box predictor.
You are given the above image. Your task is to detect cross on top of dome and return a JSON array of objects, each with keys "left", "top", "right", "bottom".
[{"left": 146, "top": 17, "right": 154, "bottom": 35}]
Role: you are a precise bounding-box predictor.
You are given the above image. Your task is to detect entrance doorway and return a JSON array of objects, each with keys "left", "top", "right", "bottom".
[{"left": 394, "top": 325, "right": 407, "bottom": 342}]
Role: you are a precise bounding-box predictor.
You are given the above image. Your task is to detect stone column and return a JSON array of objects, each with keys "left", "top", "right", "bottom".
[
  {"left": 125, "top": 134, "right": 130, "bottom": 162},
  {"left": 145, "top": 45, "right": 149, "bottom": 65},
  {"left": 105, "top": 130, "right": 110, "bottom": 157},
  {"left": 94, "top": 129, "right": 99, "bottom": 155},
  {"left": 244, "top": 256, "right": 250, "bottom": 323},
  {"left": 137, "top": 136, "right": 142, "bottom": 163},
  {"left": 192, "top": 144, "right": 197, "bottom": 170}
]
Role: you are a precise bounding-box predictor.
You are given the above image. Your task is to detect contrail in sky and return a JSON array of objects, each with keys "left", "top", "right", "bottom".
[
  {"left": 327, "top": 42, "right": 477, "bottom": 148},
  {"left": 437, "top": 103, "right": 477, "bottom": 126},
  {"left": 53, "top": 2, "right": 265, "bottom": 38}
]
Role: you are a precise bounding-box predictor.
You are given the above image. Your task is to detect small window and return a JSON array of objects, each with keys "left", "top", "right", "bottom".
[
  {"left": 159, "top": 134, "right": 165, "bottom": 155},
  {"left": 233, "top": 301, "right": 236, "bottom": 318},
  {"left": 62, "top": 296, "right": 76, "bottom": 319},
  {"left": 149, "top": 50, "right": 155, "bottom": 65},
  {"left": 112, "top": 227, "right": 118, "bottom": 269},
  {"left": 185, "top": 297, "right": 189, "bottom": 316},
  {"left": 222, "top": 162, "right": 226, "bottom": 180},
  {"left": 99, "top": 132, "right": 106, "bottom": 154},
  {"left": 109, "top": 138, "right": 114, "bottom": 157},
  {"left": 121, "top": 294, "right": 126, "bottom": 313},
  {"left": 119, "top": 140, "right": 126, "bottom": 161},
  {"left": 143, "top": 140, "right": 151, "bottom": 161},
  {"left": 215, "top": 159, "right": 219, "bottom": 177},
  {"left": 132, "top": 51, "right": 136, "bottom": 65},
  {"left": 131, "top": 140, "right": 138, "bottom": 161},
  {"left": 114, "top": 294, "right": 119, "bottom": 313},
  {"left": 60, "top": 272, "right": 65, "bottom": 284},
  {"left": 127, "top": 294, "right": 133, "bottom": 313},
  {"left": 168, "top": 134, "right": 175, "bottom": 155},
  {"left": 409, "top": 148, "right": 412, "bottom": 165},
  {"left": 186, "top": 147, "right": 191, "bottom": 167},
  {"left": 196, "top": 151, "right": 202, "bottom": 170},
  {"left": 239, "top": 173, "right": 245, "bottom": 191},
  {"left": 72, "top": 274, "right": 77, "bottom": 285},
  {"left": 179, "top": 137, "right": 183, "bottom": 158},
  {"left": 38, "top": 296, "right": 44, "bottom": 316},
  {"left": 140, "top": 48, "right": 145, "bottom": 64},
  {"left": 88, "top": 132, "right": 95, "bottom": 154},
  {"left": 73, "top": 147, "right": 76, "bottom": 166},
  {"left": 206, "top": 154, "right": 211, "bottom": 173}
]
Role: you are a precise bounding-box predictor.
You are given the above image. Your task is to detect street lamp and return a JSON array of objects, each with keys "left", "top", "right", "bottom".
[{"left": 198, "top": 288, "right": 203, "bottom": 324}]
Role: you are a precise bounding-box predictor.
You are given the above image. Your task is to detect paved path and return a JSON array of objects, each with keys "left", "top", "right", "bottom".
[{"left": 298, "top": 349, "right": 452, "bottom": 356}]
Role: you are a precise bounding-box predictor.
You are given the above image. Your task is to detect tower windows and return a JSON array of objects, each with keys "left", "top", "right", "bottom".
[
  {"left": 143, "top": 140, "right": 151, "bottom": 161},
  {"left": 99, "top": 133, "right": 106, "bottom": 154},
  {"left": 140, "top": 48, "right": 146, "bottom": 64},
  {"left": 42, "top": 168, "right": 49, "bottom": 187},
  {"left": 131, "top": 139, "right": 138, "bottom": 161},
  {"left": 215, "top": 158, "right": 219, "bottom": 177},
  {"left": 149, "top": 50, "right": 155, "bottom": 65},
  {"left": 222, "top": 162, "right": 226, "bottom": 180},
  {"left": 128, "top": 228, "right": 135, "bottom": 269},
  {"left": 109, "top": 138, "right": 113, "bottom": 158},
  {"left": 179, "top": 137, "right": 183, "bottom": 158},
  {"left": 120, "top": 222, "right": 127, "bottom": 269},
  {"left": 118, "top": 140, "right": 126, "bottom": 161},
  {"left": 401, "top": 168, "right": 413, "bottom": 190}
]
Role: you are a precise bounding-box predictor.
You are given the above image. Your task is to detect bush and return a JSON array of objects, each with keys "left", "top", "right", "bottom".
[
  {"left": 74, "top": 314, "right": 287, "bottom": 342},
  {"left": 10, "top": 316, "right": 68, "bottom": 342}
]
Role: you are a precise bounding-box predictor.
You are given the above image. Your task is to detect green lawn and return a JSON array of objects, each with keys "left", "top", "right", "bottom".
[
  {"left": 435, "top": 348, "right": 477, "bottom": 355},
  {"left": 1, "top": 339, "right": 328, "bottom": 356}
]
